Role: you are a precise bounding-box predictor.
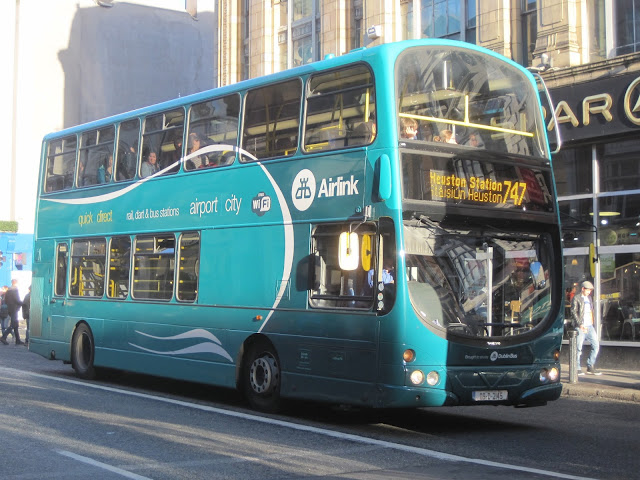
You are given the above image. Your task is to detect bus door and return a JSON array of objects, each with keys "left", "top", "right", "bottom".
[{"left": 47, "top": 242, "right": 70, "bottom": 344}]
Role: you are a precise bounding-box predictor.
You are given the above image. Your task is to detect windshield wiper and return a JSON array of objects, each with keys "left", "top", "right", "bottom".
[{"left": 412, "top": 214, "right": 452, "bottom": 235}]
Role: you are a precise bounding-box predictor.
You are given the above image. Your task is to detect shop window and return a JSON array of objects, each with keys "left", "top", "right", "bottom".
[
  {"left": 598, "top": 140, "right": 640, "bottom": 193},
  {"left": 600, "top": 252, "right": 640, "bottom": 341},
  {"left": 559, "top": 199, "right": 594, "bottom": 248},
  {"left": 598, "top": 194, "right": 640, "bottom": 247},
  {"left": 553, "top": 146, "right": 592, "bottom": 196},
  {"left": 70, "top": 239, "right": 107, "bottom": 298},
  {"left": 107, "top": 236, "right": 131, "bottom": 299}
]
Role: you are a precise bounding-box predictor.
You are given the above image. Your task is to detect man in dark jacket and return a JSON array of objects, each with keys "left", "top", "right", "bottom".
[
  {"left": 0, "top": 279, "right": 24, "bottom": 345},
  {"left": 570, "top": 281, "right": 601, "bottom": 376}
]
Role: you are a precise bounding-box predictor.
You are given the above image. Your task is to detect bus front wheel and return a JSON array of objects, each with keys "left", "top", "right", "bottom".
[
  {"left": 243, "top": 339, "right": 281, "bottom": 412},
  {"left": 71, "top": 323, "right": 97, "bottom": 380}
]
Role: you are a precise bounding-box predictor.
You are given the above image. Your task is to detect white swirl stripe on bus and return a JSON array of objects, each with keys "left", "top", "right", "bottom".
[
  {"left": 256, "top": 162, "right": 294, "bottom": 331},
  {"left": 129, "top": 328, "right": 233, "bottom": 361},
  {"left": 43, "top": 144, "right": 258, "bottom": 205}
]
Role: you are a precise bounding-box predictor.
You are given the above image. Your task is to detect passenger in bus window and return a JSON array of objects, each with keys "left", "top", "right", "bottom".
[
  {"left": 171, "top": 137, "right": 183, "bottom": 167},
  {"left": 350, "top": 121, "right": 376, "bottom": 145},
  {"left": 187, "top": 132, "right": 212, "bottom": 169},
  {"left": 97, "top": 154, "right": 113, "bottom": 183},
  {"left": 141, "top": 151, "right": 159, "bottom": 178},
  {"left": 399, "top": 117, "right": 418, "bottom": 139},
  {"left": 440, "top": 129, "right": 457, "bottom": 144},
  {"left": 466, "top": 132, "right": 484, "bottom": 148},
  {"left": 116, "top": 144, "right": 137, "bottom": 181},
  {"left": 419, "top": 122, "right": 435, "bottom": 142}
]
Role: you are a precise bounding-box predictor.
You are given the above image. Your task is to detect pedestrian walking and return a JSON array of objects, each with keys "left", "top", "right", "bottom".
[
  {"left": 0, "top": 279, "right": 24, "bottom": 345},
  {"left": 571, "top": 280, "right": 601, "bottom": 375}
]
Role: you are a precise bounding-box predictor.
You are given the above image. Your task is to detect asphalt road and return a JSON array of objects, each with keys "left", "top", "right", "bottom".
[{"left": 1, "top": 344, "right": 638, "bottom": 480}]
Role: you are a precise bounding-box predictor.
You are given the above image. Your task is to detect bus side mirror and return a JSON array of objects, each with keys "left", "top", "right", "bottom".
[
  {"left": 530, "top": 261, "right": 546, "bottom": 289},
  {"left": 338, "top": 232, "right": 359, "bottom": 271},
  {"left": 375, "top": 154, "right": 392, "bottom": 201}
]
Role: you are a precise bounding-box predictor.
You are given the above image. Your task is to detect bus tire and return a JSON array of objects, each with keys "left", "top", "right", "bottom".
[
  {"left": 71, "top": 323, "right": 97, "bottom": 380},
  {"left": 243, "top": 339, "right": 281, "bottom": 413}
]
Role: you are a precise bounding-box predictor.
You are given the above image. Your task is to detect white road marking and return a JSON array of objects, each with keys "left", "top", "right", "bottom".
[
  {"left": 57, "top": 450, "right": 153, "bottom": 479},
  {"left": 10, "top": 368, "right": 597, "bottom": 480}
]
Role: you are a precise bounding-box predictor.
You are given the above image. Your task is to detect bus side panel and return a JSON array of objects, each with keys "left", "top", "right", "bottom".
[{"left": 199, "top": 224, "right": 288, "bottom": 308}]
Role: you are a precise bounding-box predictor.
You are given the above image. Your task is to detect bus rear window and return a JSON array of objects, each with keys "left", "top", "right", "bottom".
[{"left": 45, "top": 135, "right": 77, "bottom": 192}]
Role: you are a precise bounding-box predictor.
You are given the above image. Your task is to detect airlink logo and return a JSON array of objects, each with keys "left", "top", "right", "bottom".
[
  {"left": 490, "top": 351, "right": 518, "bottom": 361},
  {"left": 291, "top": 169, "right": 359, "bottom": 211}
]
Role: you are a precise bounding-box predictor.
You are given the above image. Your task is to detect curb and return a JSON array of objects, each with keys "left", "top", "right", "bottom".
[{"left": 561, "top": 383, "right": 640, "bottom": 403}]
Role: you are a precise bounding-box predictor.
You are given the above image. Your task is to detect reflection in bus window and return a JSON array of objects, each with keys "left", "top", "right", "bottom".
[
  {"left": 45, "top": 136, "right": 77, "bottom": 192},
  {"left": 186, "top": 95, "right": 240, "bottom": 170},
  {"left": 141, "top": 108, "right": 184, "bottom": 176},
  {"left": 396, "top": 47, "right": 547, "bottom": 157},
  {"left": 310, "top": 224, "right": 375, "bottom": 310},
  {"left": 70, "top": 238, "right": 106, "bottom": 298},
  {"left": 78, "top": 126, "right": 115, "bottom": 187},
  {"left": 133, "top": 234, "right": 175, "bottom": 301},
  {"left": 177, "top": 232, "right": 200, "bottom": 302},
  {"left": 116, "top": 119, "right": 140, "bottom": 181},
  {"left": 242, "top": 79, "right": 301, "bottom": 161},
  {"left": 304, "top": 64, "right": 376, "bottom": 152},
  {"left": 108, "top": 236, "right": 131, "bottom": 299},
  {"left": 55, "top": 243, "right": 69, "bottom": 296}
]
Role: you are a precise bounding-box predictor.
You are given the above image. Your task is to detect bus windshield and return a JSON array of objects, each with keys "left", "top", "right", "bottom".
[
  {"left": 396, "top": 45, "right": 547, "bottom": 158},
  {"left": 404, "top": 219, "right": 553, "bottom": 339}
]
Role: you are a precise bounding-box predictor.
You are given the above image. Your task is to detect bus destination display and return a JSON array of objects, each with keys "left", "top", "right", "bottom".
[{"left": 402, "top": 153, "right": 554, "bottom": 212}]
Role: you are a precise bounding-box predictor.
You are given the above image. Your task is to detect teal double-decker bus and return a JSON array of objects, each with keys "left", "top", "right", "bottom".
[{"left": 31, "top": 39, "right": 563, "bottom": 411}]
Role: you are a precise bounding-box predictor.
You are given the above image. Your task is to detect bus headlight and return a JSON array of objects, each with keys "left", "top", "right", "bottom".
[
  {"left": 426, "top": 370, "right": 440, "bottom": 386},
  {"left": 410, "top": 370, "right": 425, "bottom": 385},
  {"left": 540, "top": 367, "right": 559, "bottom": 383}
]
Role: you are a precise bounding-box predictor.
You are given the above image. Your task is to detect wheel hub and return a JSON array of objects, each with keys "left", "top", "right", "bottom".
[{"left": 249, "top": 354, "right": 279, "bottom": 395}]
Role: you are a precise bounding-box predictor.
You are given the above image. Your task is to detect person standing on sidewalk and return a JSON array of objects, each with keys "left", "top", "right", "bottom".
[
  {"left": 571, "top": 281, "right": 601, "bottom": 376},
  {"left": 0, "top": 279, "right": 24, "bottom": 346}
]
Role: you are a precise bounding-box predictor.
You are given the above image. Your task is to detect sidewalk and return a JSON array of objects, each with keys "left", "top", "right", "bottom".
[{"left": 560, "top": 364, "right": 640, "bottom": 403}]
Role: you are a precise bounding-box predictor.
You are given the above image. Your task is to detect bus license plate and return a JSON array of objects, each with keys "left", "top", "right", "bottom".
[{"left": 472, "top": 390, "right": 508, "bottom": 401}]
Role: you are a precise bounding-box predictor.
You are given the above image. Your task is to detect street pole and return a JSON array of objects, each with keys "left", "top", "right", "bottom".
[{"left": 568, "top": 329, "right": 578, "bottom": 384}]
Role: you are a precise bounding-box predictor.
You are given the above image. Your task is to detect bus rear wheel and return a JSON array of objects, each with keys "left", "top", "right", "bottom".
[
  {"left": 71, "top": 323, "right": 97, "bottom": 380},
  {"left": 243, "top": 340, "right": 281, "bottom": 412}
]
